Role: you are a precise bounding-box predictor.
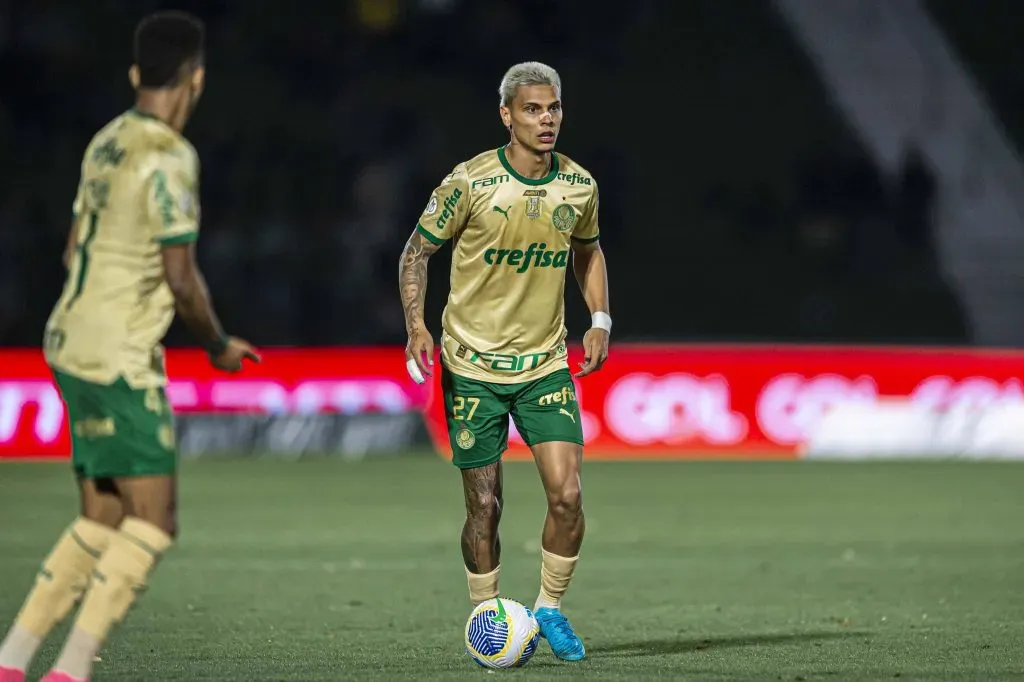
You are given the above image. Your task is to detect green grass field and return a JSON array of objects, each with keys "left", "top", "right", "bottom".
[{"left": 1, "top": 456, "right": 1023, "bottom": 681}]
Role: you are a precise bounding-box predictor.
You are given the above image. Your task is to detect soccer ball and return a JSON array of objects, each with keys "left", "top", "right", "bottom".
[{"left": 464, "top": 598, "right": 541, "bottom": 668}]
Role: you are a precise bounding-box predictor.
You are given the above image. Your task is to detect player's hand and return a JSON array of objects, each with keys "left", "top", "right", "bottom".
[
  {"left": 575, "top": 327, "right": 609, "bottom": 378},
  {"left": 211, "top": 337, "right": 261, "bottom": 372},
  {"left": 405, "top": 325, "right": 434, "bottom": 384}
]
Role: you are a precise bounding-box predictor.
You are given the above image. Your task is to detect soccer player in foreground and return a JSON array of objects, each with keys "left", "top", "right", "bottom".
[
  {"left": 398, "top": 61, "right": 611, "bottom": 662},
  {"left": 0, "top": 13, "right": 259, "bottom": 682}
]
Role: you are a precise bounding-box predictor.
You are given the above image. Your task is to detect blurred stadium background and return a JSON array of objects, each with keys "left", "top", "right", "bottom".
[{"left": 1, "top": 1, "right": 1023, "bottom": 679}]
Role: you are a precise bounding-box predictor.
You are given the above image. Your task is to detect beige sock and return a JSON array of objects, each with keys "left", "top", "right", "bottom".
[
  {"left": 0, "top": 517, "right": 114, "bottom": 671},
  {"left": 465, "top": 565, "right": 500, "bottom": 605},
  {"left": 535, "top": 549, "right": 579, "bottom": 611},
  {"left": 51, "top": 517, "right": 172, "bottom": 680}
]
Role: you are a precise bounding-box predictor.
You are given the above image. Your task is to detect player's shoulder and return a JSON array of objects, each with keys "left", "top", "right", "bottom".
[
  {"left": 80, "top": 111, "right": 197, "bottom": 186},
  {"left": 435, "top": 148, "right": 499, "bottom": 187},
  {"left": 461, "top": 148, "right": 504, "bottom": 178},
  {"left": 118, "top": 110, "right": 198, "bottom": 168},
  {"left": 553, "top": 152, "right": 598, "bottom": 193},
  {"left": 432, "top": 149, "right": 500, "bottom": 193},
  {"left": 80, "top": 113, "right": 127, "bottom": 159}
]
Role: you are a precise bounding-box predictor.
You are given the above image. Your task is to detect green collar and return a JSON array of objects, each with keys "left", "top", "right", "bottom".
[{"left": 497, "top": 146, "right": 559, "bottom": 185}]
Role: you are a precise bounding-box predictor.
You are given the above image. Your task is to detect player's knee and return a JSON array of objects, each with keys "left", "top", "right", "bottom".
[
  {"left": 546, "top": 483, "right": 582, "bottom": 519},
  {"left": 118, "top": 480, "right": 178, "bottom": 538},
  {"left": 467, "top": 491, "right": 502, "bottom": 524},
  {"left": 123, "top": 502, "right": 177, "bottom": 538}
]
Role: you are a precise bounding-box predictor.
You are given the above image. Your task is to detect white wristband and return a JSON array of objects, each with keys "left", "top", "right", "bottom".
[{"left": 591, "top": 311, "right": 612, "bottom": 333}]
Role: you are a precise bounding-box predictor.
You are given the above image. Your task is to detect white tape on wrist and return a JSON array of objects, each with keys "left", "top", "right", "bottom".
[
  {"left": 591, "top": 311, "right": 612, "bottom": 333},
  {"left": 406, "top": 357, "right": 426, "bottom": 384}
]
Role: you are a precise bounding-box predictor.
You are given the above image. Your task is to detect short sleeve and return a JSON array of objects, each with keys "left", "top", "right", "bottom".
[
  {"left": 415, "top": 164, "right": 471, "bottom": 245},
  {"left": 571, "top": 181, "right": 600, "bottom": 244},
  {"left": 148, "top": 147, "right": 201, "bottom": 246}
]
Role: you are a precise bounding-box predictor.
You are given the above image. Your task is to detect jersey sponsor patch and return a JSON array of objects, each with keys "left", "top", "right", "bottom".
[
  {"left": 482, "top": 243, "right": 568, "bottom": 272},
  {"left": 435, "top": 188, "right": 463, "bottom": 231},
  {"left": 425, "top": 195, "right": 438, "bottom": 215}
]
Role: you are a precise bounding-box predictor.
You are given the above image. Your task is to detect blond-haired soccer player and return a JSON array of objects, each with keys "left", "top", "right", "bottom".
[
  {"left": 0, "top": 12, "right": 258, "bottom": 682},
  {"left": 398, "top": 61, "right": 610, "bottom": 662}
]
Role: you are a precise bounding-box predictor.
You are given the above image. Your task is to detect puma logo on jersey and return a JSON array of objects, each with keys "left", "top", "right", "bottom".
[
  {"left": 492, "top": 205, "right": 512, "bottom": 220},
  {"left": 558, "top": 407, "right": 576, "bottom": 423}
]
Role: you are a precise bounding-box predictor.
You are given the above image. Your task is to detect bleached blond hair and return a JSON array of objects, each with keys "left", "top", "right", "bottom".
[{"left": 498, "top": 61, "right": 561, "bottom": 107}]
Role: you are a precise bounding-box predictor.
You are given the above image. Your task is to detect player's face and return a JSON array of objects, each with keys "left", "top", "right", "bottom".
[{"left": 503, "top": 84, "right": 562, "bottom": 154}]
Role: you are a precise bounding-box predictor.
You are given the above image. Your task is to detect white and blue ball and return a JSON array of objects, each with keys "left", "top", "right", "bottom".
[{"left": 464, "top": 598, "right": 540, "bottom": 668}]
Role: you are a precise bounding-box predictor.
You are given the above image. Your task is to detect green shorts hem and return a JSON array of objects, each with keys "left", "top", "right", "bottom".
[
  {"left": 451, "top": 451, "right": 505, "bottom": 470},
  {"left": 519, "top": 436, "right": 584, "bottom": 449},
  {"left": 74, "top": 461, "right": 178, "bottom": 479}
]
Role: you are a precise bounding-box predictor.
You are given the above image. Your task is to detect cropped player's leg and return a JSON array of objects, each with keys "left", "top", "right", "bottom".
[
  {"left": 47, "top": 475, "right": 175, "bottom": 681},
  {"left": 0, "top": 480, "right": 120, "bottom": 681},
  {"left": 442, "top": 365, "right": 511, "bottom": 605},
  {"left": 532, "top": 440, "right": 585, "bottom": 607},
  {"left": 511, "top": 369, "right": 586, "bottom": 661},
  {"left": 0, "top": 368, "right": 127, "bottom": 682},
  {"left": 43, "top": 379, "right": 178, "bottom": 682},
  {"left": 529, "top": 441, "right": 586, "bottom": 660},
  {"left": 461, "top": 461, "right": 503, "bottom": 604}
]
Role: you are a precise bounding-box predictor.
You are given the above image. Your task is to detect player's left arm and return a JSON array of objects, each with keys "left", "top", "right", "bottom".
[{"left": 570, "top": 183, "right": 610, "bottom": 378}]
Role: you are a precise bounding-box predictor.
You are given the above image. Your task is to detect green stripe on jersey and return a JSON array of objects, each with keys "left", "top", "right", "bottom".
[
  {"left": 416, "top": 223, "right": 446, "bottom": 245},
  {"left": 156, "top": 231, "right": 198, "bottom": 245}
]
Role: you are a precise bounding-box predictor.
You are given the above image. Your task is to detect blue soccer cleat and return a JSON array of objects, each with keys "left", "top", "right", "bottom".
[{"left": 534, "top": 607, "right": 586, "bottom": 661}]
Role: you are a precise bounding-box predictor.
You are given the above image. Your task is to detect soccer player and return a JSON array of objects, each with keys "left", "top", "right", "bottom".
[
  {"left": 0, "top": 13, "right": 258, "bottom": 682},
  {"left": 398, "top": 61, "right": 610, "bottom": 662}
]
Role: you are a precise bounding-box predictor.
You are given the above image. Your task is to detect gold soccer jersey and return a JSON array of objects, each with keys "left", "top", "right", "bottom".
[
  {"left": 416, "top": 147, "right": 600, "bottom": 384},
  {"left": 44, "top": 109, "right": 201, "bottom": 389}
]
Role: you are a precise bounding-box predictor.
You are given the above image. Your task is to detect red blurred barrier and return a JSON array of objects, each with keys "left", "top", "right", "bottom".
[{"left": 1, "top": 345, "right": 1021, "bottom": 460}]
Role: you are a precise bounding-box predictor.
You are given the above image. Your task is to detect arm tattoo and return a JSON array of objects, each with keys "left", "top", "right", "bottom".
[{"left": 399, "top": 231, "right": 440, "bottom": 333}]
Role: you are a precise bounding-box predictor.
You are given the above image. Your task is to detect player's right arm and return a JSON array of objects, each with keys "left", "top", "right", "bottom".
[
  {"left": 148, "top": 148, "right": 259, "bottom": 371},
  {"left": 399, "top": 164, "right": 471, "bottom": 380}
]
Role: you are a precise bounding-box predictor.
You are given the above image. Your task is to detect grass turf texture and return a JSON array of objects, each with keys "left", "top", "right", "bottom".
[{"left": 1, "top": 457, "right": 1022, "bottom": 681}]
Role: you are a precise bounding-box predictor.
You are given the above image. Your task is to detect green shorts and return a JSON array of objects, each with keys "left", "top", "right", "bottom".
[
  {"left": 441, "top": 365, "right": 583, "bottom": 469},
  {"left": 53, "top": 370, "right": 177, "bottom": 479}
]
